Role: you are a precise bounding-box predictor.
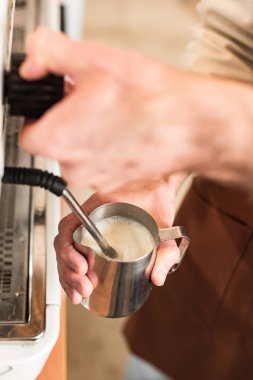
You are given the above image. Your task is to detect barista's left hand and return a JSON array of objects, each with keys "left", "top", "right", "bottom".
[{"left": 54, "top": 174, "right": 183, "bottom": 304}]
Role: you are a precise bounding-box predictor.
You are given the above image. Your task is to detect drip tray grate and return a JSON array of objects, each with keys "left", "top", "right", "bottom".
[
  {"left": 0, "top": 229, "right": 14, "bottom": 301},
  {"left": 0, "top": 119, "right": 31, "bottom": 324}
]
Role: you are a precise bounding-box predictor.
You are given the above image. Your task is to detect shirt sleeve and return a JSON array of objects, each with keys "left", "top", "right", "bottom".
[{"left": 185, "top": 0, "right": 253, "bottom": 83}]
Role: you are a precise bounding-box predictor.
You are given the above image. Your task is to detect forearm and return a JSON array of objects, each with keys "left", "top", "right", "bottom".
[
  {"left": 150, "top": 67, "right": 253, "bottom": 183},
  {"left": 170, "top": 0, "right": 253, "bottom": 184},
  {"left": 197, "top": 77, "right": 253, "bottom": 182}
]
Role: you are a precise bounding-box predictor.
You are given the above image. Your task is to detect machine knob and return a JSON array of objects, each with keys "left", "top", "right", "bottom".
[{"left": 4, "top": 53, "right": 64, "bottom": 118}]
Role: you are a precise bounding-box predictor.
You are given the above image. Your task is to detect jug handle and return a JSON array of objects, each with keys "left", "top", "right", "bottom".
[{"left": 159, "top": 226, "right": 190, "bottom": 274}]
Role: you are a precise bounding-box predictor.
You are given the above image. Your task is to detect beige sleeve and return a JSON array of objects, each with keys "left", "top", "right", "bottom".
[{"left": 186, "top": 0, "right": 253, "bottom": 83}]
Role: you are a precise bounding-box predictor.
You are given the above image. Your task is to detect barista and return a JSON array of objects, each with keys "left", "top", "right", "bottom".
[
  {"left": 20, "top": 0, "right": 253, "bottom": 378},
  {"left": 19, "top": 23, "right": 253, "bottom": 296}
]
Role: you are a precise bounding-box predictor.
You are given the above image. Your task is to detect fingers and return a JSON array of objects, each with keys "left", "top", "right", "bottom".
[
  {"left": 20, "top": 27, "right": 145, "bottom": 82},
  {"left": 19, "top": 91, "right": 84, "bottom": 159},
  {"left": 54, "top": 217, "right": 97, "bottom": 304},
  {"left": 20, "top": 27, "right": 87, "bottom": 80},
  {"left": 59, "top": 265, "right": 94, "bottom": 305},
  {"left": 56, "top": 244, "right": 96, "bottom": 304},
  {"left": 19, "top": 68, "right": 116, "bottom": 162},
  {"left": 55, "top": 219, "right": 96, "bottom": 276},
  {"left": 53, "top": 191, "right": 110, "bottom": 304},
  {"left": 55, "top": 235, "right": 88, "bottom": 275},
  {"left": 58, "top": 213, "right": 80, "bottom": 235},
  {"left": 65, "top": 289, "right": 83, "bottom": 305},
  {"left": 151, "top": 240, "right": 180, "bottom": 286}
]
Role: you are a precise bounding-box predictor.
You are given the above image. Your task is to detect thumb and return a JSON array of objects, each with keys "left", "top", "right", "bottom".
[
  {"left": 151, "top": 240, "right": 180, "bottom": 286},
  {"left": 19, "top": 91, "right": 83, "bottom": 160},
  {"left": 20, "top": 27, "right": 86, "bottom": 80}
]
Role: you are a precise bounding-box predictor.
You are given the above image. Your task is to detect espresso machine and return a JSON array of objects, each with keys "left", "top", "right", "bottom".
[{"left": 0, "top": 1, "right": 85, "bottom": 378}]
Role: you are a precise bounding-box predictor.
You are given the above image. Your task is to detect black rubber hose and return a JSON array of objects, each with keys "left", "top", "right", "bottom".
[{"left": 2, "top": 167, "right": 67, "bottom": 197}]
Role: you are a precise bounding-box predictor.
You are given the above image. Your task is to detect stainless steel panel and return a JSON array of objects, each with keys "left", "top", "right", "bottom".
[
  {"left": 0, "top": 0, "right": 47, "bottom": 340},
  {"left": 0, "top": 119, "right": 31, "bottom": 324}
]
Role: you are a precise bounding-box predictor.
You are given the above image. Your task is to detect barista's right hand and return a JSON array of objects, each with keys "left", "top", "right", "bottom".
[{"left": 54, "top": 174, "right": 184, "bottom": 304}]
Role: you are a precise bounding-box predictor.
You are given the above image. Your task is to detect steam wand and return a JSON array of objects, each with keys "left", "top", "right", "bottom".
[{"left": 2, "top": 167, "right": 117, "bottom": 259}]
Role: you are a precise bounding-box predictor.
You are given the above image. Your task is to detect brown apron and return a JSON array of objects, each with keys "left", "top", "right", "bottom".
[{"left": 124, "top": 177, "right": 253, "bottom": 380}]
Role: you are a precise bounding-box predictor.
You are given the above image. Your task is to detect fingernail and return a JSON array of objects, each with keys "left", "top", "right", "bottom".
[
  {"left": 20, "top": 62, "right": 34, "bottom": 77},
  {"left": 157, "top": 268, "right": 168, "bottom": 284}
]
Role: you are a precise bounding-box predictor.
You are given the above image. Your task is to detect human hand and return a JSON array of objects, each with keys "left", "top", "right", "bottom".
[
  {"left": 54, "top": 175, "right": 183, "bottom": 304},
  {"left": 20, "top": 28, "right": 253, "bottom": 190}
]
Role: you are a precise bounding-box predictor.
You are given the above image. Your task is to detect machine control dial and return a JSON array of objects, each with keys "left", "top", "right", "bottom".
[{"left": 4, "top": 53, "right": 64, "bottom": 118}]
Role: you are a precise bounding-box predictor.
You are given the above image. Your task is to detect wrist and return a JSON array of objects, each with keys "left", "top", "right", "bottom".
[
  {"left": 162, "top": 173, "right": 187, "bottom": 193},
  {"left": 149, "top": 68, "right": 253, "bottom": 182},
  {"left": 199, "top": 78, "right": 253, "bottom": 182},
  {"left": 225, "top": 83, "right": 253, "bottom": 175}
]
